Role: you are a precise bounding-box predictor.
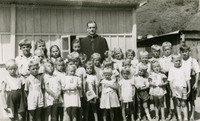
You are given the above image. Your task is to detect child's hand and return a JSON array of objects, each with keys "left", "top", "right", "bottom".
[{"left": 187, "top": 91, "right": 191, "bottom": 97}]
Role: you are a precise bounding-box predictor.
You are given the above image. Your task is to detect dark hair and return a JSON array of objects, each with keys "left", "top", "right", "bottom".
[
  {"left": 180, "top": 44, "right": 190, "bottom": 52},
  {"left": 87, "top": 21, "right": 97, "bottom": 28},
  {"left": 126, "top": 49, "right": 135, "bottom": 58},
  {"left": 50, "top": 45, "right": 61, "bottom": 58}
]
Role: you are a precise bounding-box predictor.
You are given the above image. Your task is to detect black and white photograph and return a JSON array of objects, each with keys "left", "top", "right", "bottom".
[{"left": 0, "top": 0, "right": 200, "bottom": 121}]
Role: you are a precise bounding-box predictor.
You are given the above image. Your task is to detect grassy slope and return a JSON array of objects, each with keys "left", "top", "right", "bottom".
[{"left": 137, "top": 0, "right": 199, "bottom": 36}]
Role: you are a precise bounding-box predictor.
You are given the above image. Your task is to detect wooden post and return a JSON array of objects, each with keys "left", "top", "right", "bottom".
[
  {"left": 10, "top": 4, "right": 16, "bottom": 58},
  {"left": 132, "top": 8, "right": 137, "bottom": 53}
]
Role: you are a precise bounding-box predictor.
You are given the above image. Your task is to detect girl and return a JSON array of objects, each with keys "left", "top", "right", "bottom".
[
  {"left": 113, "top": 48, "right": 124, "bottom": 72},
  {"left": 61, "top": 65, "right": 82, "bottom": 121},
  {"left": 2, "top": 59, "right": 26, "bottom": 121},
  {"left": 43, "top": 60, "right": 62, "bottom": 121},
  {"left": 34, "top": 39, "right": 48, "bottom": 58},
  {"left": 118, "top": 67, "right": 135, "bottom": 121},
  {"left": 134, "top": 64, "right": 152, "bottom": 121},
  {"left": 54, "top": 57, "right": 65, "bottom": 121},
  {"left": 91, "top": 53, "right": 103, "bottom": 80},
  {"left": 100, "top": 68, "right": 120, "bottom": 121},
  {"left": 149, "top": 60, "right": 168, "bottom": 121},
  {"left": 50, "top": 45, "right": 61, "bottom": 65},
  {"left": 72, "top": 39, "right": 81, "bottom": 53},
  {"left": 34, "top": 49, "right": 45, "bottom": 74},
  {"left": 126, "top": 49, "right": 138, "bottom": 76},
  {"left": 84, "top": 61, "right": 99, "bottom": 121},
  {"left": 137, "top": 51, "right": 151, "bottom": 74},
  {"left": 25, "top": 59, "right": 43, "bottom": 121},
  {"left": 79, "top": 53, "right": 87, "bottom": 67},
  {"left": 122, "top": 59, "right": 136, "bottom": 78}
]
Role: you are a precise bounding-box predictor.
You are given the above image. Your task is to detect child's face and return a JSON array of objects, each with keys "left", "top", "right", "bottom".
[
  {"left": 152, "top": 63, "right": 160, "bottom": 73},
  {"left": 68, "top": 68, "right": 76, "bottom": 76},
  {"left": 163, "top": 46, "right": 172, "bottom": 57},
  {"left": 74, "top": 58, "right": 80, "bottom": 67},
  {"left": 51, "top": 47, "right": 60, "bottom": 58},
  {"left": 56, "top": 63, "right": 64, "bottom": 72},
  {"left": 115, "top": 50, "right": 123, "bottom": 60},
  {"left": 21, "top": 45, "right": 31, "bottom": 56},
  {"left": 126, "top": 53, "right": 134, "bottom": 60},
  {"left": 140, "top": 55, "right": 149, "bottom": 64},
  {"left": 180, "top": 50, "right": 189, "bottom": 60},
  {"left": 45, "top": 63, "right": 54, "bottom": 75},
  {"left": 29, "top": 65, "right": 39, "bottom": 76},
  {"left": 80, "top": 56, "right": 87, "bottom": 65},
  {"left": 35, "top": 51, "right": 44, "bottom": 63},
  {"left": 152, "top": 49, "right": 160, "bottom": 58},
  {"left": 86, "top": 66, "right": 93, "bottom": 74},
  {"left": 123, "top": 61, "right": 131, "bottom": 68},
  {"left": 173, "top": 56, "right": 182, "bottom": 68},
  {"left": 138, "top": 69, "right": 145, "bottom": 76},
  {"left": 7, "top": 66, "right": 17, "bottom": 76},
  {"left": 73, "top": 43, "right": 80, "bottom": 52},
  {"left": 104, "top": 73, "right": 112, "bottom": 80},
  {"left": 122, "top": 71, "right": 130, "bottom": 80},
  {"left": 94, "top": 58, "right": 101, "bottom": 67},
  {"left": 37, "top": 43, "right": 46, "bottom": 52}
]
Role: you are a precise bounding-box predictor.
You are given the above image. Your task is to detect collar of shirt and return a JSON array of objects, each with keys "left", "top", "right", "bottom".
[{"left": 88, "top": 34, "right": 98, "bottom": 38}]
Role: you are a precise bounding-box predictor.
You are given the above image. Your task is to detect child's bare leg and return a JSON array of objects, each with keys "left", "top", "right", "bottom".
[
  {"left": 121, "top": 103, "right": 126, "bottom": 121},
  {"left": 72, "top": 107, "right": 77, "bottom": 121},
  {"left": 92, "top": 103, "right": 98, "bottom": 121},
  {"left": 29, "top": 110, "right": 35, "bottom": 121},
  {"left": 176, "top": 99, "right": 182, "bottom": 120},
  {"left": 181, "top": 100, "right": 188, "bottom": 120},
  {"left": 143, "top": 101, "right": 152, "bottom": 121},
  {"left": 64, "top": 107, "right": 71, "bottom": 121},
  {"left": 159, "top": 96, "right": 165, "bottom": 120},
  {"left": 109, "top": 108, "right": 114, "bottom": 121},
  {"left": 189, "top": 100, "right": 195, "bottom": 120},
  {"left": 103, "top": 109, "right": 107, "bottom": 121},
  {"left": 153, "top": 96, "right": 159, "bottom": 119}
]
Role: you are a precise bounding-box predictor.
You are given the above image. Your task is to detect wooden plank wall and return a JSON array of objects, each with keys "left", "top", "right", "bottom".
[{"left": 0, "top": 4, "right": 135, "bottom": 63}]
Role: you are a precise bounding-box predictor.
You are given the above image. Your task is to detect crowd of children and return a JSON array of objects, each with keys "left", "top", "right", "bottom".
[{"left": 0, "top": 38, "right": 199, "bottom": 121}]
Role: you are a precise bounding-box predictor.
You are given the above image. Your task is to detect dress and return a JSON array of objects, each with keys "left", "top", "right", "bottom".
[
  {"left": 100, "top": 79, "right": 120, "bottom": 109},
  {"left": 118, "top": 79, "right": 135, "bottom": 103},
  {"left": 76, "top": 67, "right": 86, "bottom": 98},
  {"left": 149, "top": 72, "right": 167, "bottom": 96},
  {"left": 43, "top": 74, "right": 62, "bottom": 107},
  {"left": 61, "top": 76, "right": 81, "bottom": 108},
  {"left": 85, "top": 74, "right": 99, "bottom": 102},
  {"left": 25, "top": 75, "right": 44, "bottom": 110}
]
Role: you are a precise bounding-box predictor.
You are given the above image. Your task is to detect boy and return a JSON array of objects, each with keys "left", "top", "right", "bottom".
[
  {"left": 149, "top": 44, "right": 161, "bottom": 63},
  {"left": 180, "top": 44, "right": 200, "bottom": 121},
  {"left": 15, "top": 39, "right": 33, "bottom": 77},
  {"left": 168, "top": 54, "right": 191, "bottom": 121}
]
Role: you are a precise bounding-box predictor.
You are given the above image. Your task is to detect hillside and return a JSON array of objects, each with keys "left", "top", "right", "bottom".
[{"left": 137, "top": 0, "right": 199, "bottom": 36}]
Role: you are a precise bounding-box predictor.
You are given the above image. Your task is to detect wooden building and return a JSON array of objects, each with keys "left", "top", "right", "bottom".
[{"left": 0, "top": 0, "right": 139, "bottom": 64}]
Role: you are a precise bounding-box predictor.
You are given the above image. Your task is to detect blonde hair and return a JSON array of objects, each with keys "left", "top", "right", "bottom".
[
  {"left": 28, "top": 59, "right": 39, "bottom": 68},
  {"left": 162, "top": 41, "right": 172, "bottom": 49},
  {"left": 6, "top": 59, "right": 18, "bottom": 70},
  {"left": 121, "top": 67, "right": 131, "bottom": 74},
  {"left": 151, "top": 44, "right": 161, "bottom": 51},
  {"left": 103, "top": 68, "right": 112, "bottom": 75}
]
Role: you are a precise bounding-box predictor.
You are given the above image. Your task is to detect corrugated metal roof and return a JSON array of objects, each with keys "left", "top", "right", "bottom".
[{"left": 0, "top": 0, "right": 139, "bottom": 7}]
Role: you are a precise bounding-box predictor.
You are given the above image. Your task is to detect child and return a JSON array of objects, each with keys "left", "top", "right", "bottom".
[
  {"left": 79, "top": 53, "right": 87, "bottom": 67},
  {"left": 137, "top": 51, "right": 151, "bottom": 73},
  {"left": 149, "top": 44, "right": 161, "bottom": 63},
  {"left": 53, "top": 57, "right": 65, "bottom": 121},
  {"left": 25, "top": 59, "right": 43, "bottom": 121},
  {"left": 2, "top": 59, "right": 26, "bottom": 121},
  {"left": 61, "top": 65, "right": 82, "bottom": 121},
  {"left": 34, "top": 39, "right": 48, "bottom": 58},
  {"left": 149, "top": 60, "right": 168, "bottom": 121},
  {"left": 134, "top": 64, "right": 152, "bottom": 121},
  {"left": 15, "top": 39, "right": 33, "bottom": 77},
  {"left": 43, "top": 60, "right": 62, "bottom": 121},
  {"left": 72, "top": 39, "right": 81, "bottom": 53},
  {"left": 180, "top": 44, "right": 200, "bottom": 121},
  {"left": 168, "top": 54, "right": 191, "bottom": 121},
  {"left": 50, "top": 45, "right": 61, "bottom": 65},
  {"left": 84, "top": 61, "right": 99, "bottom": 121},
  {"left": 159, "top": 41, "right": 175, "bottom": 121},
  {"left": 126, "top": 49, "right": 138, "bottom": 75},
  {"left": 91, "top": 53, "right": 103, "bottom": 80},
  {"left": 100, "top": 68, "right": 120, "bottom": 121},
  {"left": 118, "top": 67, "right": 135, "bottom": 121},
  {"left": 34, "top": 49, "right": 45, "bottom": 74},
  {"left": 122, "top": 59, "right": 136, "bottom": 78},
  {"left": 113, "top": 48, "right": 124, "bottom": 72}
]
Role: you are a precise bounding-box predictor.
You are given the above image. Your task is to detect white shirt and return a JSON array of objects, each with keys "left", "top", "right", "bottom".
[
  {"left": 133, "top": 75, "right": 149, "bottom": 88},
  {"left": 160, "top": 55, "right": 173, "bottom": 73},
  {"left": 168, "top": 66, "right": 191, "bottom": 87},
  {"left": 182, "top": 57, "right": 200, "bottom": 76}
]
